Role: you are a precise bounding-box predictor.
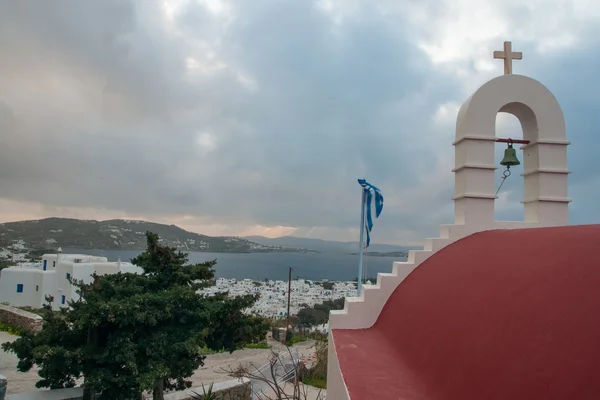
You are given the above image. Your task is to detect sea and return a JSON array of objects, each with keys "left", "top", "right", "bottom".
[{"left": 62, "top": 248, "right": 406, "bottom": 282}]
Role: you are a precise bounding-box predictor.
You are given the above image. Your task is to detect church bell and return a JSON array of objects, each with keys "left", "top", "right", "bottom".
[{"left": 500, "top": 143, "right": 520, "bottom": 167}]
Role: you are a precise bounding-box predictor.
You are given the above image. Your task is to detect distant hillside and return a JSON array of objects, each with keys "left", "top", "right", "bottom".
[
  {"left": 0, "top": 218, "right": 306, "bottom": 253},
  {"left": 243, "top": 235, "right": 421, "bottom": 254}
]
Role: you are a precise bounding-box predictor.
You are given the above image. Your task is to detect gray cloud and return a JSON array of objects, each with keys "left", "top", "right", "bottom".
[{"left": 1, "top": 0, "right": 599, "bottom": 245}]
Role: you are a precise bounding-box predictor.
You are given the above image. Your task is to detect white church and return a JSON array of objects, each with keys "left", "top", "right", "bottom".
[
  {"left": 327, "top": 41, "right": 600, "bottom": 400},
  {"left": 0, "top": 250, "right": 142, "bottom": 310}
]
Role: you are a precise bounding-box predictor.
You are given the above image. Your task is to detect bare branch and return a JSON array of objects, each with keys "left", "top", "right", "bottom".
[{"left": 215, "top": 344, "right": 325, "bottom": 400}]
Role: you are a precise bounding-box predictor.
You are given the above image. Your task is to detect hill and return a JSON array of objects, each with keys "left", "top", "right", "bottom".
[
  {"left": 243, "top": 235, "right": 421, "bottom": 254},
  {"left": 0, "top": 218, "right": 306, "bottom": 253}
]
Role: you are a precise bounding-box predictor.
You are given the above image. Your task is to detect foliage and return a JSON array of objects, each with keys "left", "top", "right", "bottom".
[
  {"left": 308, "top": 334, "right": 328, "bottom": 381},
  {"left": 289, "top": 336, "right": 309, "bottom": 345},
  {"left": 297, "top": 333, "right": 328, "bottom": 390},
  {"left": 285, "top": 330, "right": 294, "bottom": 346},
  {"left": 1, "top": 231, "right": 270, "bottom": 400},
  {"left": 200, "top": 346, "right": 225, "bottom": 355},
  {"left": 308, "top": 331, "right": 327, "bottom": 341},
  {"left": 0, "top": 260, "right": 13, "bottom": 271},
  {"left": 244, "top": 315, "right": 272, "bottom": 344},
  {"left": 297, "top": 298, "right": 345, "bottom": 328},
  {"left": 0, "top": 321, "right": 22, "bottom": 336},
  {"left": 312, "top": 280, "right": 335, "bottom": 290},
  {"left": 190, "top": 382, "right": 222, "bottom": 400},
  {"left": 245, "top": 342, "right": 271, "bottom": 349},
  {"left": 302, "top": 376, "right": 326, "bottom": 389}
]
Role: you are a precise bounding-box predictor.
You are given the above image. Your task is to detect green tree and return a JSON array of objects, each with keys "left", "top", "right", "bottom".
[
  {"left": 2, "top": 232, "right": 269, "bottom": 400},
  {"left": 297, "top": 298, "right": 345, "bottom": 328},
  {"left": 298, "top": 307, "right": 318, "bottom": 327},
  {"left": 0, "top": 260, "right": 13, "bottom": 271}
]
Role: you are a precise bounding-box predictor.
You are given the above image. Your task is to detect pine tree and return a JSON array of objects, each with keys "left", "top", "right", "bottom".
[{"left": 2, "top": 231, "right": 270, "bottom": 399}]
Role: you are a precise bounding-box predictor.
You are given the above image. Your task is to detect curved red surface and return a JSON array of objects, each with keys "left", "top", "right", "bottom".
[{"left": 333, "top": 225, "right": 600, "bottom": 400}]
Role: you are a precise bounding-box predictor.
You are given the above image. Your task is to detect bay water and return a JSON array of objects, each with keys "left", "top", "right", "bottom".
[{"left": 62, "top": 248, "right": 405, "bottom": 282}]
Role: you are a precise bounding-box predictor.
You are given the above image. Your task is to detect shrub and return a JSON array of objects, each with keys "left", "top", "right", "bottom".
[
  {"left": 200, "top": 346, "right": 226, "bottom": 355},
  {"left": 303, "top": 376, "right": 327, "bottom": 389},
  {"left": 0, "top": 321, "right": 22, "bottom": 336},
  {"left": 190, "top": 382, "right": 222, "bottom": 400},
  {"left": 290, "top": 335, "right": 309, "bottom": 345},
  {"left": 245, "top": 342, "right": 271, "bottom": 349},
  {"left": 285, "top": 329, "right": 294, "bottom": 346},
  {"left": 309, "top": 334, "right": 328, "bottom": 379}
]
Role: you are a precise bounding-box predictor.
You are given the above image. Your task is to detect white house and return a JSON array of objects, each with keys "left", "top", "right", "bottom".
[
  {"left": 0, "top": 252, "right": 143, "bottom": 310},
  {"left": 11, "top": 253, "right": 27, "bottom": 262},
  {"left": 10, "top": 240, "right": 26, "bottom": 251}
]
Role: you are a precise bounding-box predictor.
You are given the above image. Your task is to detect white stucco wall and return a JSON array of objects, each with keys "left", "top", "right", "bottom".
[
  {"left": 39, "top": 271, "right": 56, "bottom": 308},
  {"left": 326, "top": 330, "right": 351, "bottom": 400},
  {"left": 0, "top": 268, "right": 40, "bottom": 307},
  {"left": 1, "top": 253, "right": 141, "bottom": 310},
  {"left": 52, "top": 261, "right": 140, "bottom": 309}
]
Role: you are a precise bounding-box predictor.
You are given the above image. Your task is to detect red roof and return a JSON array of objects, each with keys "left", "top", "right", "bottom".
[{"left": 334, "top": 225, "right": 600, "bottom": 400}]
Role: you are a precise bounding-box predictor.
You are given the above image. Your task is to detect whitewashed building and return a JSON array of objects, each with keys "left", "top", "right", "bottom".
[
  {"left": 202, "top": 277, "right": 357, "bottom": 319},
  {"left": 0, "top": 252, "right": 142, "bottom": 310}
]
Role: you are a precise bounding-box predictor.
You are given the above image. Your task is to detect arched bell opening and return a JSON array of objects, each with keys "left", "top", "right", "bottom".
[
  {"left": 493, "top": 111, "right": 525, "bottom": 222},
  {"left": 493, "top": 101, "right": 541, "bottom": 223}
]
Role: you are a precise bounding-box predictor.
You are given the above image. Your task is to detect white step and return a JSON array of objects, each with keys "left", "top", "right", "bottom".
[
  {"left": 330, "top": 224, "right": 472, "bottom": 330},
  {"left": 407, "top": 249, "right": 433, "bottom": 265},
  {"left": 423, "top": 237, "right": 453, "bottom": 252}
]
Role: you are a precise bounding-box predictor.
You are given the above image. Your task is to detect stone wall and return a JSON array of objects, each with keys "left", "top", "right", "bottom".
[
  {"left": 6, "top": 387, "right": 83, "bottom": 400},
  {"left": 0, "top": 304, "right": 43, "bottom": 334},
  {"left": 163, "top": 379, "right": 251, "bottom": 400},
  {"left": 4, "top": 379, "right": 251, "bottom": 400}
]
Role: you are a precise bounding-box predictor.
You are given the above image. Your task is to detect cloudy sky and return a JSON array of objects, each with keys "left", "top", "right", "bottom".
[{"left": 1, "top": 0, "right": 599, "bottom": 246}]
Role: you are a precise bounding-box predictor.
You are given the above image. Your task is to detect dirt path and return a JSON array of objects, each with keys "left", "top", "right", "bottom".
[{"left": 0, "top": 332, "right": 318, "bottom": 396}]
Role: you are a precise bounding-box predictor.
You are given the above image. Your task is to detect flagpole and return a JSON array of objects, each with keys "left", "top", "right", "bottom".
[{"left": 357, "top": 187, "right": 367, "bottom": 297}]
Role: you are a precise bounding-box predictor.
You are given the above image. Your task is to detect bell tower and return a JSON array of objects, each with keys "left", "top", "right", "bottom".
[{"left": 453, "top": 41, "right": 571, "bottom": 229}]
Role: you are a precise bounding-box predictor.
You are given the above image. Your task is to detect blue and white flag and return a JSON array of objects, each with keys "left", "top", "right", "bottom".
[{"left": 357, "top": 178, "right": 384, "bottom": 248}]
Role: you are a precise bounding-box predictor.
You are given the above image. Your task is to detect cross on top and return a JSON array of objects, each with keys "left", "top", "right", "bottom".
[{"left": 493, "top": 41, "right": 522, "bottom": 75}]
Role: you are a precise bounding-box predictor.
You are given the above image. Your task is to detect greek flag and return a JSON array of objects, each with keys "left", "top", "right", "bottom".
[{"left": 358, "top": 178, "right": 384, "bottom": 248}]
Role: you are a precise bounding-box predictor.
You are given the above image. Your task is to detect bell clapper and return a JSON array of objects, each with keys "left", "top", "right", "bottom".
[{"left": 495, "top": 166, "right": 512, "bottom": 197}]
